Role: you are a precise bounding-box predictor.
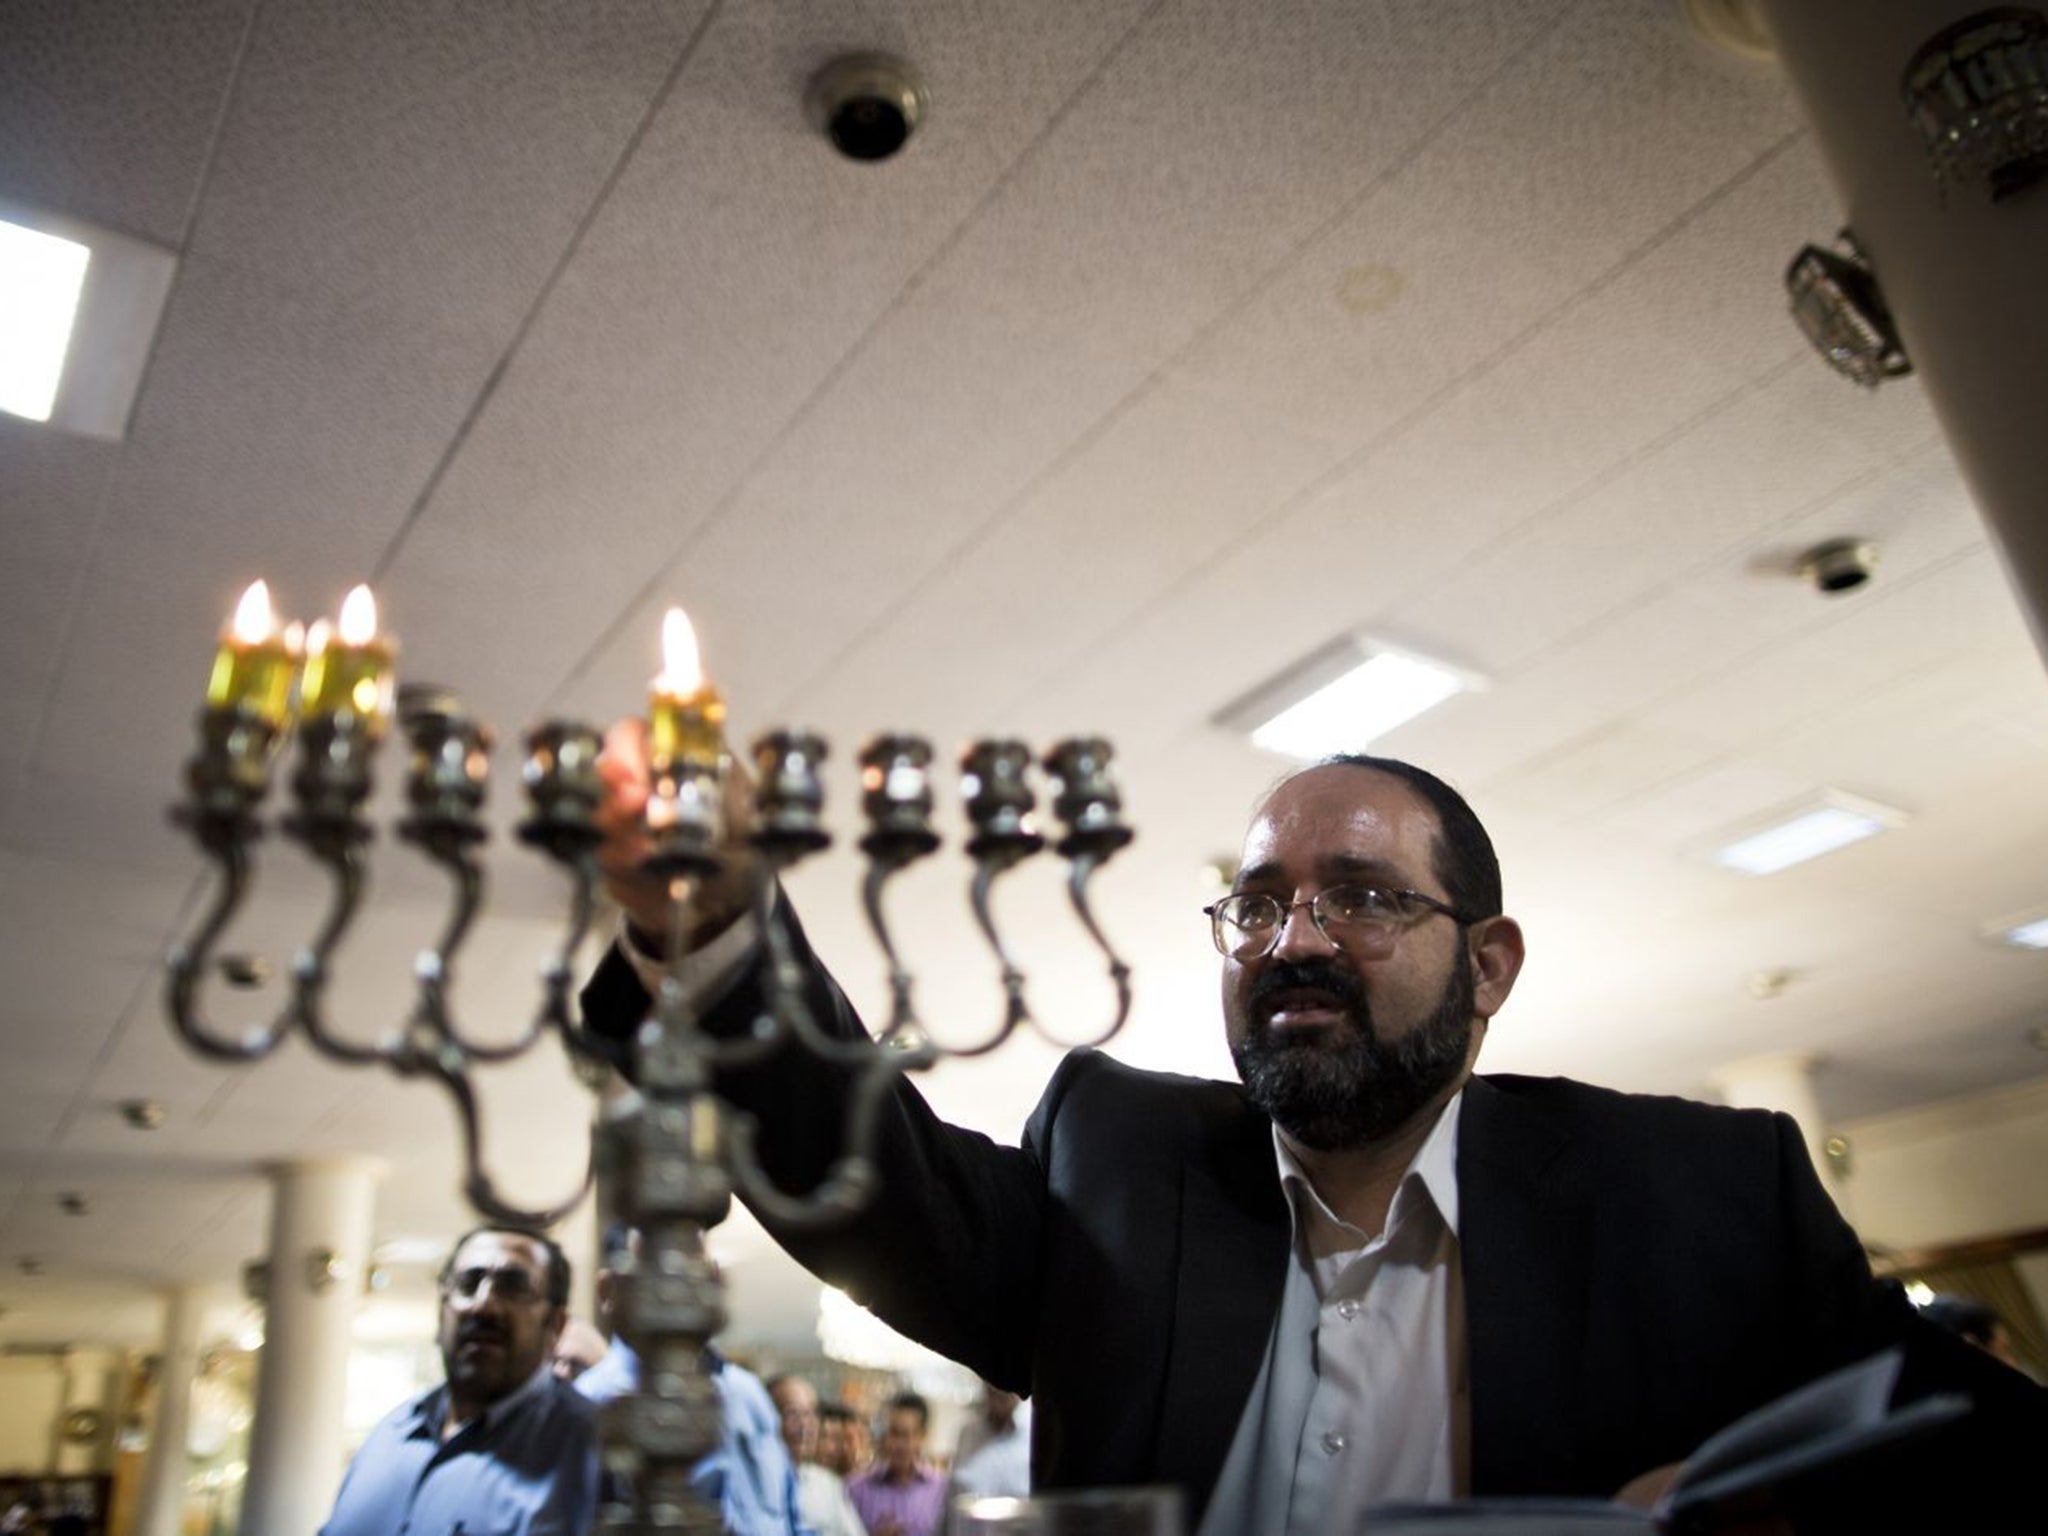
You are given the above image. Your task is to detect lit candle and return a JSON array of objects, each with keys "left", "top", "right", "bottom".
[
  {"left": 648, "top": 607, "right": 727, "bottom": 773},
  {"left": 644, "top": 607, "right": 727, "bottom": 857},
  {"left": 300, "top": 585, "right": 395, "bottom": 737},
  {"left": 204, "top": 580, "right": 301, "bottom": 727}
]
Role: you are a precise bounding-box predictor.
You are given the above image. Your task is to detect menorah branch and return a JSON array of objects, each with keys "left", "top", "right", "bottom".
[{"left": 167, "top": 588, "right": 1139, "bottom": 1536}]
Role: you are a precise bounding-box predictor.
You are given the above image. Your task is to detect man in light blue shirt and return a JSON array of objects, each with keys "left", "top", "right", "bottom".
[{"left": 322, "top": 1225, "right": 599, "bottom": 1536}]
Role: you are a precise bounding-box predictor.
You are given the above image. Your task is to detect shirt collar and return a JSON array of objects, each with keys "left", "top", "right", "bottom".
[
  {"left": 1273, "top": 1087, "right": 1464, "bottom": 1247},
  {"left": 412, "top": 1360, "right": 556, "bottom": 1440}
]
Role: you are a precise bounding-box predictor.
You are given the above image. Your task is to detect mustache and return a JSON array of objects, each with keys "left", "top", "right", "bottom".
[
  {"left": 1248, "top": 959, "right": 1366, "bottom": 1017},
  {"left": 455, "top": 1319, "right": 509, "bottom": 1347}
]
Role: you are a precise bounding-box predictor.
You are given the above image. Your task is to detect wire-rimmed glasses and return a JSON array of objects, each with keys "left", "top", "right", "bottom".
[{"left": 1203, "top": 883, "right": 1474, "bottom": 961}]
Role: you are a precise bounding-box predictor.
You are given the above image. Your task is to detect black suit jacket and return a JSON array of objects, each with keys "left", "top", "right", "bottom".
[{"left": 581, "top": 916, "right": 2037, "bottom": 1528}]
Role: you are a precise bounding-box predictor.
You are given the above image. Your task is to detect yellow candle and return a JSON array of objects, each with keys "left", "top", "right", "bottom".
[
  {"left": 648, "top": 607, "right": 727, "bottom": 771},
  {"left": 204, "top": 580, "right": 301, "bottom": 727},
  {"left": 301, "top": 584, "right": 395, "bottom": 737}
]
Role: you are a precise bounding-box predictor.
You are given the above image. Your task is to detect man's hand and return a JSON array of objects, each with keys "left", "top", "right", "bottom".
[
  {"left": 1612, "top": 1462, "right": 1682, "bottom": 1509},
  {"left": 1614, "top": 1463, "right": 1793, "bottom": 1535},
  {"left": 595, "top": 718, "right": 765, "bottom": 952}
]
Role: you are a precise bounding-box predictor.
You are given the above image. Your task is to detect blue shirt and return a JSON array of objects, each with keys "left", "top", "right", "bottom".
[
  {"left": 575, "top": 1339, "right": 806, "bottom": 1535},
  {"left": 322, "top": 1364, "right": 599, "bottom": 1536}
]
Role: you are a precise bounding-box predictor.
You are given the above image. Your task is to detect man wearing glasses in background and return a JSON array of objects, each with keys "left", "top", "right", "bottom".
[
  {"left": 583, "top": 745, "right": 2043, "bottom": 1533},
  {"left": 321, "top": 1226, "right": 598, "bottom": 1536}
]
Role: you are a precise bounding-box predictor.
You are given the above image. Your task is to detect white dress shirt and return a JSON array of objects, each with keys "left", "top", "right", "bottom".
[{"left": 1198, "top": 1092, "right": 1467, "bottom": 1536}]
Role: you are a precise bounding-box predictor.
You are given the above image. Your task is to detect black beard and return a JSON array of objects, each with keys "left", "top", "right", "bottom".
[
  {"left": 442, "top": 1316, "right": 520, "bottom": 1401},
  {"left": 1230, "top": 952, "right": 1475, "bottom": 1151}
]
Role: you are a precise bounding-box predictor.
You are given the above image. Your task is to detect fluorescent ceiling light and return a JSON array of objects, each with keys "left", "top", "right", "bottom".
[
  {"left": 0, "top": 198, "right": 179, "bottom": 440},
  {"left": 2004, "top": 918, "right": 2048, "bottom": 950},
  {"left": 1981, "top": 907, "right": 2048, "bottom": 951},
  {"left": 1712, "top": 792, "right": 1908, "bottom": 876},
  {"left": 0, "top": 220, "right": 91, "bottom": 421},
  {"left": 1217, "top": 635, "right": 1481, "bottom": 761}
]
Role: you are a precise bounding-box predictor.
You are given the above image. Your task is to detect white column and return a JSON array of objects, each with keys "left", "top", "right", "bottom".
[
  {"left": 241, "top": 1157, "right": 381, "bottom": 1536},
  {"left": 1709, "top": 1052, "right": 1847, "bottom": 1211},
  {"left": 1758, "top": 0, "right": 2048, "bottom": 661},
  {"left": 132, "top": 1286, "right": 207, "bottom": 1536}
]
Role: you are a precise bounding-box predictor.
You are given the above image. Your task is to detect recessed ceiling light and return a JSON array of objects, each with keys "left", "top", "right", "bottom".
[
  {"left": 0, "top": 198, "right": 178, "bottom": 440},
  {"left": 1217, "top": 635, "right": 1482, "bottom": 761},
  {"left": 1982, "top": 907, "right": 2048, "bottom": 951},
  {"left": 1712, "top": 791, "right": 1909, "bottom": 876},
  {"left": 0, "top": 219, "right": 91, "bottom": 422}
]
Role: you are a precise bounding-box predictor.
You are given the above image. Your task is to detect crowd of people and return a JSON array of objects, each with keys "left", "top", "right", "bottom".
[{"left": 318, "top": 1222, "right": 1030, "bottom": 1536}]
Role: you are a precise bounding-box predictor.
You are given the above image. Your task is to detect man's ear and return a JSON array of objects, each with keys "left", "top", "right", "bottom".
[
  {"left": 1468, "top": 915, "right": 1525, "bottom": 1020},
  {"left": 543, "top": 1304, "right": 567, "bottom": 1348}
]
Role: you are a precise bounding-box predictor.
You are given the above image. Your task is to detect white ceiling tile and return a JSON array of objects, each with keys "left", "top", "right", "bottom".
[
  {"left": 187, "top": 0, "right": 715, "bottom": 329},
  {"left": 0, "top": 0, "right": 256, "bottom": 244},
  {"left": 1172, "top": 0, "right": 1804, "bottom": 444},
  {"left": 1379, "top": 368, "right": 1946, "bottom": 676},
  {"left": 779, "top": 380, "right": 1348, "bottom": 736}
]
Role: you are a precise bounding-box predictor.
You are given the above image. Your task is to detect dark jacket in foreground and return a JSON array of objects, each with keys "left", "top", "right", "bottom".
[{"left": 581, "top": 912, "right": 2042, "bottom": 1529}]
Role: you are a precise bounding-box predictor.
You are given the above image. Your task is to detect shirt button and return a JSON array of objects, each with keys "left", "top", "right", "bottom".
[
  {"left": 1321, "top": 1431, "right": 1347, "bottom": 1456},
  {"left": 1335, "top": 1299, "right": 1360, "bottom": 1320}
]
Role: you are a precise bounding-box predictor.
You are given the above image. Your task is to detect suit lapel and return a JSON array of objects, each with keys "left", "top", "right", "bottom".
[
  {"left": 1152, "top": 1105, "right": 1289, "bottom": 1513},
  {"left": 1458, "top": 1076, "right": 1595, "bottom": 1496}
]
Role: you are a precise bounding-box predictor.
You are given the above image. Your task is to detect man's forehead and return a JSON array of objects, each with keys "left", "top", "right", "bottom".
[
  {"left": 453, "top": 1230, "right": 546, "bottom": 1271},
  {"left": 1242, "top": 766, "right": 1440, "bottom": 863}
]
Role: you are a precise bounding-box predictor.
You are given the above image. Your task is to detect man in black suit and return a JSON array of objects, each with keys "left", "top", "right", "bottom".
[{"left": 582, "top": 739, "right": 2038, "bottom": 1531}]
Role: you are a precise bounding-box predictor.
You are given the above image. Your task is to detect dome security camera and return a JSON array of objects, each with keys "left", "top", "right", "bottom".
[
  {"left": 1799, "top": 538, "right": 1879, "bottom": 596},
  {"left": 807, "top": 53, "right": 926, "bottom": 162}
]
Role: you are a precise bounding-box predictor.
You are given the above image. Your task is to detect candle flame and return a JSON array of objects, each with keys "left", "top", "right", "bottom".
[
  {"left": 305, "top": 618, "right": 332, "bottom": 656},
  {"left": 338, "top": 585, "right": 379, "bottom": 646},
  {"left": 230, "top": 580, "right": 277, "bottom": 644},
  {"left": 660, "top": 607, "right": 704, "bottom": 692}
]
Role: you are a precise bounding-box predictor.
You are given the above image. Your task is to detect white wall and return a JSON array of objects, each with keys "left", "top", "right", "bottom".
[
  {"left": 0, "top": 1349, "right": 124, "bottom": 1476},
  {"left": 1835, "top": 1074, "right": 2048, "bottom": 1317}
]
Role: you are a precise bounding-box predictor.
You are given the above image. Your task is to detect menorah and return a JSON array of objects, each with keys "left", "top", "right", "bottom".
[{"left": 164, "top": 584, "right": 1136, "bottom": 1533}]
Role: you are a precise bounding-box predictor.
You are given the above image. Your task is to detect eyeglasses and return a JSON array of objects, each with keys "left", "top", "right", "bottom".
[
  {"left": 1203, "top": 883, "right": 1474, "bottom": 961},
  {"left": 442, "top": 1264, "right": 547, "bottom": 1305}
]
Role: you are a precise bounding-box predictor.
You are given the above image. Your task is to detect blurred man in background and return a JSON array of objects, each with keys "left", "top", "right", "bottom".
[
  {"left": 846, "top": 1392, "right": 946, "bottom": 1536},
  {"left": 767, "top": 1372, "right": 867, "bottom": 1536},
  {"left": 322, "top": 1226, "right": 597, "bottom": 1536}
]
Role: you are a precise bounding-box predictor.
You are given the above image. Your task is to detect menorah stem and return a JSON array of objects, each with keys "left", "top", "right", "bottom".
[
  {"left": 165, "top": 830, "right": 292, "bottom": 1061},
  {"left": 288, "top": 837, "right": 388, "bottom": 1066},
  {"left": 410, "top": 836, "right": 555, "bottom": 1065},
  {"left": 857, "top": 861, "right": 928, "bottom": 1044},
  {"left": 725, "top": 1080, "right": 889, "bottom": 1230},
  {"left": 421, "top": 840, "right": 485, "bottom": 990},
  {"left": 956, "top": 860, "right": 1031, "bottom": 1057},
  {"left": 1045, "top": 852, "right": 1135, "bottom": 1050},
  {"left": 600, "top": 869, "right": 729, "bottom": 1533},
  {"left": 410, "top": 1049, "right": 594, "bottom": 1227},
  {"left": 748, "top": 882, "right": 904, "bottom": 1068},
  {"left": 543, "top": 850, "right": 612, "bottom": 1065}
]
